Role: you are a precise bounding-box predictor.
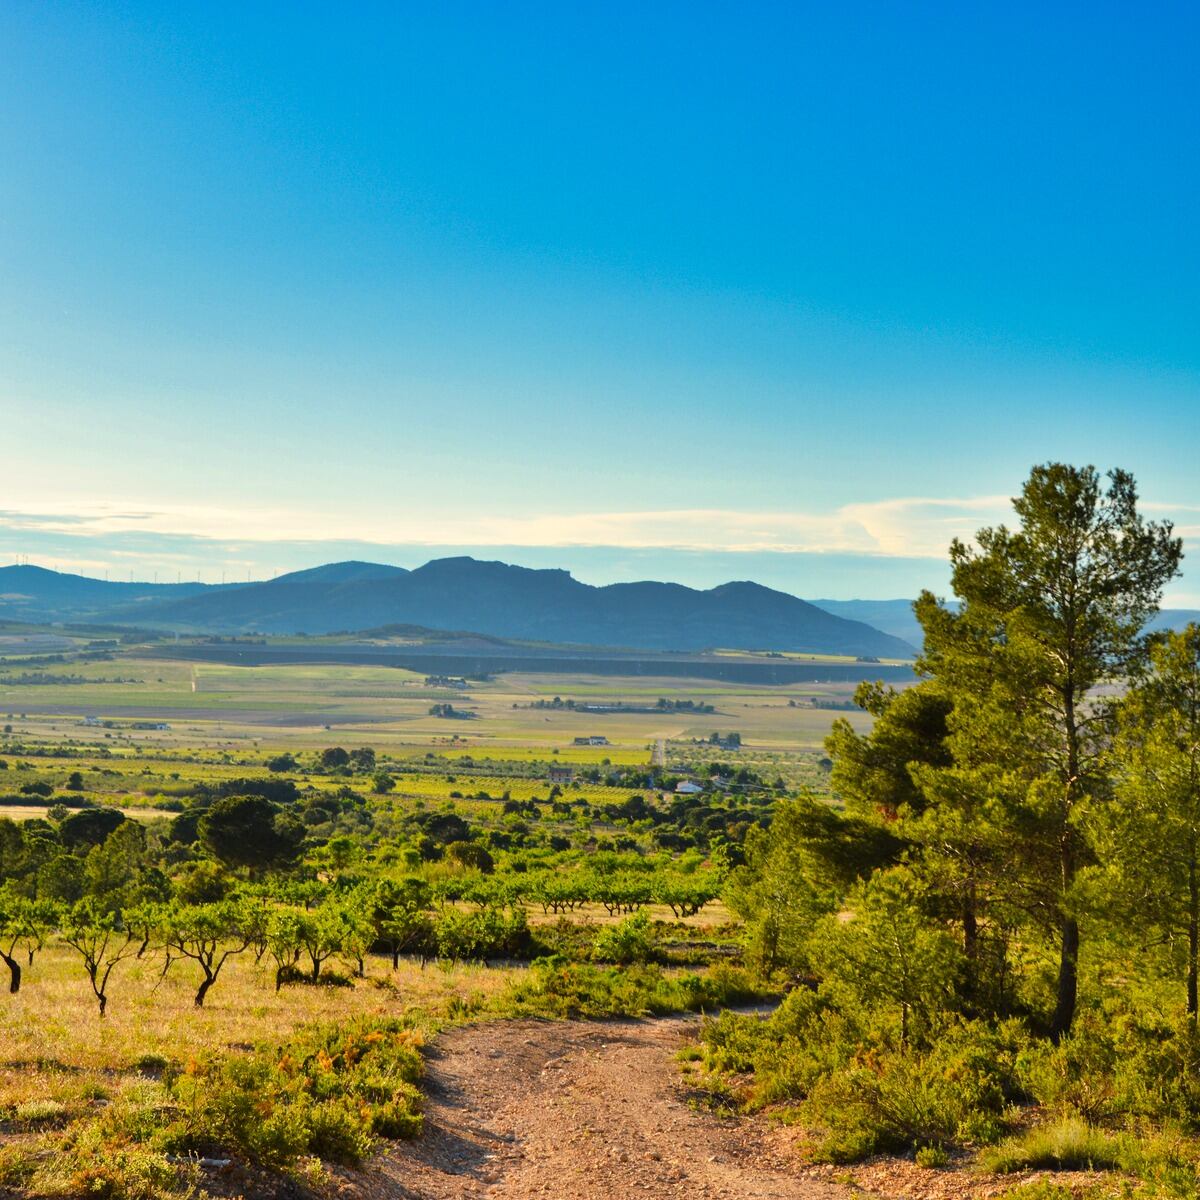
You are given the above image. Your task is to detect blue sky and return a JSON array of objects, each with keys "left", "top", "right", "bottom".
[{"left": 2, "top": 3, "right": 1198, "bottom": 600}]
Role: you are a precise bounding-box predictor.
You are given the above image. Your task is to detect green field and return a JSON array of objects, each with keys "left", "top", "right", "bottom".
[{"left": 0, "top": 642, "right": 875, "bottom": 786}]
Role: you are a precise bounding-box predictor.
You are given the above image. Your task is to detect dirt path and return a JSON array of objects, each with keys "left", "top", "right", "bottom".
[{"left": 356, "top": 1015, "right": 856, "bottom": 1200}]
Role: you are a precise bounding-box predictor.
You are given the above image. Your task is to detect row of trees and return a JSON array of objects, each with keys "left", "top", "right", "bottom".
[
  {"left": 0, "top": 878, "right": 535, "bottom": 1016},
  {"left": 435, "top": 865, "right": 719, "bottom": 918}
]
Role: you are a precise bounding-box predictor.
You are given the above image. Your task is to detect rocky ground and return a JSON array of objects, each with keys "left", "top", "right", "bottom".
[
  {"left": 345, "top": 1015, "right": 850, "bottom": 1200},
  {"left": 330, "top": 1015, "right": 1113, "bottom": 1200}
]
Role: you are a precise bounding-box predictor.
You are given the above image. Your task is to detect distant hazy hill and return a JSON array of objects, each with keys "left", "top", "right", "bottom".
[
  {"left": 272, "top": 561, "right": 410, "bottom": 585},
  {"left": 810, "top": 597, "right": 1200, "bottom": 653},
  {"left": 810, "top": 599, "right": 924, "bottom": 649},
  {"left": 9, "top": 560, "right": 1189, "bottom": 658},
  {"left": 78, "top": 557, "right": 916, "bottom": 658},
  {"left": 0, "top": 564, "right": 219, "bottom": 623}
]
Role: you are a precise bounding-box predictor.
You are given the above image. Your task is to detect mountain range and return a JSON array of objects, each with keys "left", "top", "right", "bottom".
[
  {"left": 8, "top": 560, "right": 1192, "bottom": 659},
  {"left": 0, "top": 560, "right": 915, "bottom": 658}
]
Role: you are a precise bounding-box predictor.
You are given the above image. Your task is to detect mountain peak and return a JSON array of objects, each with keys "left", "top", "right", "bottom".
[
  {"left": 413, "top": 556, "right": 574, "bottom": 582},
  {"left": 272, "top": 561, "right": 408, "bottom": 585}
]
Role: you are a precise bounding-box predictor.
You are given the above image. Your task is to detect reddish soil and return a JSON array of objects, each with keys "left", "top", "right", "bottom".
[{"left": 345, "top": 1015, "right": 855, "bottom": 1200}]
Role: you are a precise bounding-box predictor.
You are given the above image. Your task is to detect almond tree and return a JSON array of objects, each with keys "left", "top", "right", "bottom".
[
  {"left": 162, "top": 900, "right": 252, "bottom": 1007},
  {"left": 266, "top": 905, "right": 343, "bottom": 987},
  {"left": 0, "top": 894, "right": 55, "bottom": 991},
  {"left": 297, "top": 905, "right": 344, "bottom": 982},
  {"left": 266, "top": 908, "right": 305, "bottom": 991},
  {"left": 0, "top": 894, "right": 28, "bottom": 992},
  {"left": 372, "top": 877, "right": 434, "bottom": 968},
  {"left": 59, "top": 900, "right": 139, "bottom": 1017}
]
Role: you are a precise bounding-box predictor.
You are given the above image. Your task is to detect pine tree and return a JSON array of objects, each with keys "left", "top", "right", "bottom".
[{"left": 917, "top": 464, "right": 1180, "bottom": 1039}]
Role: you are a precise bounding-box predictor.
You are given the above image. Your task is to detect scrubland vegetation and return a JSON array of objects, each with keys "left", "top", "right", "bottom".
[{"left": 694, "top": 465, "right": 1200, "bottom": 1197}]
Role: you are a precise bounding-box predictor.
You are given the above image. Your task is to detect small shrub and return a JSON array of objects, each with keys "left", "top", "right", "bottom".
[
  {"left": 980, "top": 1118, "right": 1125, "bottom": 1173},
  {"left": 446, "top": 990, "right": 488, "bottom": 1020},
  {"left": 497, "top": 957, "right": 766, "bottom": 1020},
  {"left": 699, "top": 1004, "right": 1021, "bottom": 1162},
  {"left": 14, "top": 1099, "right": 68, "bottom": 1127},
  {"left": 27, "top": 1120, "right": 194, "bottom": 1199},
  {"left": 991, "top": 1184, "right": 1080, "bottom": 1200},
  {"left": 915, "top": 1144, "right": 949, "bottom": 1168},
  {"left": 164, "top": 1016, "right": 424, "bottom": 1167},
  {"left": 593, "top": 911, "right": 656, "bottom": 965}
]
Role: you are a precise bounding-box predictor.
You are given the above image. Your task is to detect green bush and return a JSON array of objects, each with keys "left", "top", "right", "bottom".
[
  {"left": 979, "top": 1118, "right": 1125, "bottom": 1173},
  {"left": 915, "top": 1143, "right": 949, "bottom": 1168},
  {"left": 698, "top": 996, "right": 1023, "bottom": 1161},
  {"left": 160, "top": 1016, "right": 424, "bottom": 1168},
  {"left": 1015, "top": 1012, "right": 1200, "bottom": 1128},
  {"left": 803, "top": 1043, "right": 1011, "bottom": 1163},
  {"left": 698, "top": 987, "right": 865, "bottom": 1106},
  {"left": 21, "top": 1118, "right": 193, "bottom": 1199},
  {"left": 13, "top": 1099, "right": 68, "bottom": 1127},
  {"left": 498, "top": 957, "right": 766, "bottom": 1020},
  {"left": 593, "top": 910, "right": 656, "bottom": 964}
]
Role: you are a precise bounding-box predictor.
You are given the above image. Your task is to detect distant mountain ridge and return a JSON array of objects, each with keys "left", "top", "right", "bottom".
[
  {"left": 0, "top": 564, "right": 225, "bottom": 621},
  {"left": 810, "top": 599, "right": 924, "bottom": 648},
  {"left": 0, "top": 558, "right": 915, "bottom": 658},
  {"left": 810, "top": 597, "right": 1200, "bottom": 651}
]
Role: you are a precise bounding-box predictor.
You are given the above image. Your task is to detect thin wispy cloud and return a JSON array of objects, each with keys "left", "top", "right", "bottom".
[{"left": 0, "top": 496, "right": 1019, "bottom": 559}]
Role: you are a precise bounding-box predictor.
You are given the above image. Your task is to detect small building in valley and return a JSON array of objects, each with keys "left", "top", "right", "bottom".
[
  {"left": 573, "top": 735, "right": 610, "bottom": 746},
  {"left": 548, "top": 764, "right": 575, "bottom": 785}
]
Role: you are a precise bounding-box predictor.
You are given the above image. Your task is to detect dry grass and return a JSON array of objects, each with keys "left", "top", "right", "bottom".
[{"left": 0, "top": 942, "right": 518, "bottom": 1123}]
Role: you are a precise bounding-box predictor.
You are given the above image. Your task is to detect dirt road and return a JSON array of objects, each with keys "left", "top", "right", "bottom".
[{"left": 361, "top": 1015, "right": 855, "bottom": 1200}]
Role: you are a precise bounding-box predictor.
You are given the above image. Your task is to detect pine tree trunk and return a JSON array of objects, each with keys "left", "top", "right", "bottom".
[
  {"left": 962, "top": 884, "right": 978, "bottom": 1004},
  {"left": 1050, "top": 915, "right": 1079, "bottom": 1042}
]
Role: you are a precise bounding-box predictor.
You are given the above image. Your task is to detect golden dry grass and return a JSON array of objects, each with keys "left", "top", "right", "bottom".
[{"left": 0, "top": 942, "right": 518, "bottom": 1121}]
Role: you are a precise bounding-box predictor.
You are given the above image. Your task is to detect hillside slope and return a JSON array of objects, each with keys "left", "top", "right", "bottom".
[{"left": 0, "top": 564, "right": 219, "bottom": 623}]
